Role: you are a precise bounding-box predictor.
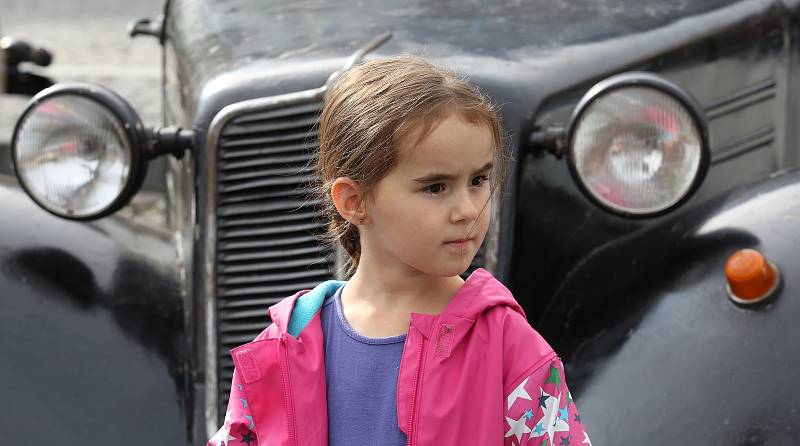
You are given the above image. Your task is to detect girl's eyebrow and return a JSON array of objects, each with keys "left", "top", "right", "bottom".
[{"left": 413, "top": 162, "right": 493, "bottom": 183}]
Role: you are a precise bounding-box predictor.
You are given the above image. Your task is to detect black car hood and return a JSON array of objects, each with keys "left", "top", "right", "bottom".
[
  {"left": 171, "top": 0, "right": 744, "bottom": 91},
  {"left": 177, "top": 0, "right": 740, "bottom": 59}
]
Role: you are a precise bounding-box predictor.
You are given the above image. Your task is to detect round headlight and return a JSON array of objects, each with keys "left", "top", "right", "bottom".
[
  {"left": 566, "top": 72, "right": 710, "bottom": 217},
  {"left": 11, "top": 83, "right": 148, "bottom": 220}
]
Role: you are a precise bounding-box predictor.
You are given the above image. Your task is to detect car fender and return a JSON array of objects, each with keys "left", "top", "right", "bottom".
[
  {"left": 541, "top": 168, "right": 800, "bottom": 444},
  {"left": 0, "top": 174, "right": 188, "bottom": 445}
]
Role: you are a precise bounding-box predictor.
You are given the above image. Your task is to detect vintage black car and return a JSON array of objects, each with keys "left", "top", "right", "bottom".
[{"left": 3, "top": 0, "right": 799, "bottom": 444}]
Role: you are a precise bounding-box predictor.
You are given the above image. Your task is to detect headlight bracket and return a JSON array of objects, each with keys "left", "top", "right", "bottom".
[
  {"left": 528, "top": 71, "right": 710, "bottom": 218},
  {"left": 528, "top": 124, "right": 567, "bottom": 159},
  {"left": 10, "top": 82, "right": 193, "bottom": 220},
  {"left": 146, "top": 126, "right": 195, "bottom": 160}
]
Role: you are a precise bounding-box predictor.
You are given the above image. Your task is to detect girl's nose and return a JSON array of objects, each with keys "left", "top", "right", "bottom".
[{"left": 450, "top": 190, "right": 479, "bottom": 223}]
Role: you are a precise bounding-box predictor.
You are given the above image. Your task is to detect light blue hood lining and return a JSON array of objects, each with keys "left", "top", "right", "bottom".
[{"left": 287, "top": 280, "right": 346, "bottom": 337}]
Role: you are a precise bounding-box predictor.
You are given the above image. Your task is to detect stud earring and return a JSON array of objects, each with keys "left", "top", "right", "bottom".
[{"left": 359, "top": 217, "right": 365, "bottom": 224}]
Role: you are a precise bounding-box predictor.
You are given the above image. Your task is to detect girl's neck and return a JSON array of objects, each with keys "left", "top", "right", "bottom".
[{"left": 344, "top": 258, "right": 464, "bottom": 316}]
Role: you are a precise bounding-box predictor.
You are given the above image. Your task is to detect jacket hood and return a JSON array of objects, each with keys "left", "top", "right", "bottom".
[
  {"left": 410, "top": 268, "right": 524, "bottom": 337},
  {"left": 266, "top": 268, "right": 524, "bottom": 343}
]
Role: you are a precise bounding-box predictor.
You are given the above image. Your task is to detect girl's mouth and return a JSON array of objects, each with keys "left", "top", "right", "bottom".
[
  {"left": 444, "top": 238, "right": 473, "bottom": 252},
  {"left": 445, "top": 238, "right": 472, "bottom": 244}
]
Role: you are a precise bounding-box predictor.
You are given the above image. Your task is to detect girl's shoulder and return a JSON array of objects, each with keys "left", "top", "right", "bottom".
[
  {"left": 478, "top": 303, "right": 559, "bottom": 389},
  {"left": 482, "top": 304, "right": 555, "bottom": 356}
]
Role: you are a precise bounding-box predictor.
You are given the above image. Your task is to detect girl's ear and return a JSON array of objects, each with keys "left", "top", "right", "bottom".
[{"left": 331, "top": 177, "right": 368, "bottom": 225}]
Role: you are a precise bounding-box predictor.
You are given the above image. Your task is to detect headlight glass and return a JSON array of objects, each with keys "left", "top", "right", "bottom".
[
  {"left": 13, "top": 95, "right": 132, "bottom": 217},
  {"left": 571, "top": 86, "right": 703, "bottom": 215}
]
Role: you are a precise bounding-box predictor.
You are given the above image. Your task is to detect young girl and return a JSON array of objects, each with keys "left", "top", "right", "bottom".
[{"left": 208, "top": 55, "right": 591, "bottom": 446}]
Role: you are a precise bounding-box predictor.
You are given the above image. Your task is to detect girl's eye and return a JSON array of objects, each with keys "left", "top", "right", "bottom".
[
  {"left": 423, "top": 183, "right": 446, "bottom": 194},
  {"left": 471, "top": 175, "right": 489, "bottom": 187}
]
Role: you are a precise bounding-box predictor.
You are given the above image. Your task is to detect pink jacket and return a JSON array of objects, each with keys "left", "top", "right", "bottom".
[{"left": 208, "top": 269, "right": 591, "bottom": 446}]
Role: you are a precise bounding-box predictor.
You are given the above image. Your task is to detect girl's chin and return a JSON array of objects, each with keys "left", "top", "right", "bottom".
[{"left": 415, "top": 259, "right": 475, "bottom": 278}]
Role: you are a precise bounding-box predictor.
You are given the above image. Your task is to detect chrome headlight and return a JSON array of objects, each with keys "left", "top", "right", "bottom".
[
  {"left": 566, "top": 72, "right": 710, "bottom": 217},
  {"left": 11, "top": 83, "right": 149, "bottom": 220}
]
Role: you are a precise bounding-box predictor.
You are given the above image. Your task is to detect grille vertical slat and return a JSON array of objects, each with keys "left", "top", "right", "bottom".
[
  {"left": 220, "top": 153, "right": 314, "bottom": 171},
  {"left": 221, "top": 234, "right": 320, "bottom": 250},
  {"left": 218, "top": 142, "right": 316, "bottom": 160},
  {"left": 220, "top": 245, "right": 324, "bottom": 262},
  {"left": 219, "top": 164, "right": 313, "bottom": 182},
  {"left": 219, "top": 223, "right": 326, "bottom": 241},
  {"left": 218, "top": 211, "right": 319, "bottom": 229},
  {"left": 218, "top": 199, "right": 321, "bottom": 217},
  {"left": 219, "top": 130, "right": 319, "bottom": 149},
  {"left": 218, "top": 174, "right": 319, "bottom": 193},
  {"left": 219, "top": 268, "right": 331, "bottom": 286},
  {"left": 218, "top": 187, "right": 317, "bottom": 205},
  {"left": 221, "top": 115, "right": 320, "bottom": 136}
]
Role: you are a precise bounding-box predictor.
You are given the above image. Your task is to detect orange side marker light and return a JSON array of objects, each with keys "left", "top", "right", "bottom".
[{"left": 725, "top": 248, "right": 780, "bottom": 305}]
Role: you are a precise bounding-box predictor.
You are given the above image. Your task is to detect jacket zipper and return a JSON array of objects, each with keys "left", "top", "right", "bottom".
[
  {"left": 279, "top": 334, "right": 298, "bottom": 446},
  {"left": 406, "top": 335, "right": 427, "bottom": 446}
]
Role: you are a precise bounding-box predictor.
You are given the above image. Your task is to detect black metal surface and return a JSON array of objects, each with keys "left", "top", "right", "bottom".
[
  {"left": 161, "top": 0, "right": 800, "bottom": 442},
  {"left": 3, "top": 37, "right": 52, "bottom": 67},
  {"left": 542, "top": 167, "right": 800, "bottom": 444},
  {"left": 3, "top": 70, "right": 53, "bottom": 96},
  {"left": 0, "top": 174, "right": 186, "bottom": 444},
  {"left": 2, "top": 37, "right": 54, "bottom": 96}
]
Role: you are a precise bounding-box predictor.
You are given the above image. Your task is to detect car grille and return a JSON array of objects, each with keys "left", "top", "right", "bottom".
[
  {"left": 214, "top": 97, "right": 334, "bottom": 414},
  {"left": 212, "top": 94, "right": 487, "bottom": 421}
]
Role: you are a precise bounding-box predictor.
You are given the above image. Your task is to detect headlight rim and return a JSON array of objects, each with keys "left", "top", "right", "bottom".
[
  {"left": 565, "top": 71, "right": 711, "bottom": 218},
  {"left": 10, "top": 82, "right": 150, "bottom": 220}
]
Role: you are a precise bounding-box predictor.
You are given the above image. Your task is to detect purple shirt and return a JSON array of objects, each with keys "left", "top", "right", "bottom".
[{"left": 320, "top": 285, "right": 408, "bottom": 445}]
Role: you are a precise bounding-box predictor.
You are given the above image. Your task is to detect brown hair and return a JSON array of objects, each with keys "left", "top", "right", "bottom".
[{"left": 315, "top": 54, "right": 508, "bottom": 270}]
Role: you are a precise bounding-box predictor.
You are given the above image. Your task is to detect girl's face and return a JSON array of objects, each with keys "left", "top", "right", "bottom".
[{"left": 361, "top": 113, "right": 495, "bottom": 278}]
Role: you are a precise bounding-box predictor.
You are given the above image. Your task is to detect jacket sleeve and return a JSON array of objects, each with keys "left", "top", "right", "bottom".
[
  {"left": 207, "top": 367, "right": 258, "bottom": 446},
  {"left": 503, "top": 357, "right": 591, "bottom": 446}
]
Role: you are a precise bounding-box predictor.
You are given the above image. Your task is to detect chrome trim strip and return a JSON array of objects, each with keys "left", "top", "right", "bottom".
[
  {"left": 203, "top": 85, "right": 327, "bottom": 438},
  {"left": 705, "top": 78, "right": 776, "bottom": 120},
  {"left": 711, "top": 125, "right": 775, "bottom": 165}
]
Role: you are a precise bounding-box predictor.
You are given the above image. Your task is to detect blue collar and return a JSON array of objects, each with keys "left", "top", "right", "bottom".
[{"left": 287, "top": 280, "right": 346, "bottom": 336}]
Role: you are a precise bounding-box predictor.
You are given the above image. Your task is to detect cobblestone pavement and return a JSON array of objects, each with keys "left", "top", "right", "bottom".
[{"left": 1, "top": 0, "right": 166, "bottom": 226}]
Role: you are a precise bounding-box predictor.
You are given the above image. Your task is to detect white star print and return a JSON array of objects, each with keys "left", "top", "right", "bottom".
[
  {"left": 208, "top": 410, "right": 237, "bottom": 446},
  {"left": 507, "top": 376, "right": 533, "bottom": 410},
  {"left": 504, "top": 413, "right": 532, "bottom": 443},
  {"left": 529, "top": 391, "right": 569, "bottom": 445},
  {"left": 582, "top": 430, "right": 593, "bottom": 446}
]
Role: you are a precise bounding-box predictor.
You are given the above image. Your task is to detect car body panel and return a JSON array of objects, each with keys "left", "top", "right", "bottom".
[
  {"left": 0, "top": 174, "right": 187, "bottom": 444},
  {"left": 553, "top": 167, "right": 800, "bottom": 443}
]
